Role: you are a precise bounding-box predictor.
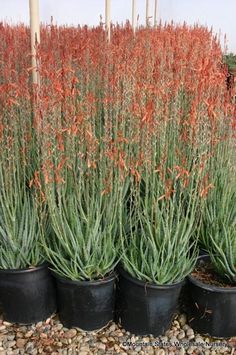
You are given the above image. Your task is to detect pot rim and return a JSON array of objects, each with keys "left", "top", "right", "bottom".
[
  {"left": 118, "top": 265, "right": 185, "bottom": 289},
  {"left": 0, "top": 262, "right": 48, "bottom": 274},
  {"left": 187, "top": 255, "right": 236, "bottom": 293},
  {"left": 52, "top": 270, "right": 117, "bottom": 285}
]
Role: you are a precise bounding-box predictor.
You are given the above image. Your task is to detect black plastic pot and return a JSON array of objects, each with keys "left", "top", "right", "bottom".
[
  {"left": 178, "top": 250, "right": 208, "bottom": 314},
  {"left": 0, "top": 263, "right": 56, "bottom": 324},
  {"left": 53, "top": 272, "right": 116, "bottom": 330},
  {"left": 116, "top": 267, "right": 184, "bottom": 336},
  {"left": 187, "top": 256, "right": 236, "bottom": 337}
]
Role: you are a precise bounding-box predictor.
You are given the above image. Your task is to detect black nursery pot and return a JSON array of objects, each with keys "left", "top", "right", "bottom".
[
  {"left": 187, "top": 256, "right": 236, "bottom": 338},
  {"left": 0, "top": 263, "right": 56, "bottom": 324},
  {"left": 53, "top": 272, "right": 116, "bottom": 330},
  {"left": 116, "top": 267, "right": 184, "bottom": 336}
]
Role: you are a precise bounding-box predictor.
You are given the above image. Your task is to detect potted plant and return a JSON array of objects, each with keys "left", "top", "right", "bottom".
[
  {"left": 187, "top": 166, "right": 236, "bottom": 337},
  {"left": 42, "top": 168, "right": 123, "bottom": 331},
  {"left": 0, "top": 164, "right": 56, "bottom": 325},
  {"left": 116, "top": 167, "right": 200, "bottom": 336},
  {"left": 187, "top": 222, "right": 236, "bottom": 338},
  {"left": 198, "top": 139, "right": 235, "bottom": 252}
]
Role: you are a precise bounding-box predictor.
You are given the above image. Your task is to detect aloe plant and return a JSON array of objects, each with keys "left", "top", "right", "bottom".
[
  {"left": 201, "top": 171, "right": 236, "bottom": 284},
  {"left": 199, "top": 133, "right": 236, "bottom": 283},
  {"left": 121, "top": 165, "right": 201, "bottom": 285},
  {"left": 0, "top": 189, "right": 45, "bottom": 269},
  {"left": 0, "top": 141, "right": 45, "bottom": 269},
  {"left": 42, "top": 167, "right": 126, "bottom": 281},
  {"left": 208, "top": 224, "right": 236, "bottom": 284},
  {"left": 200, "top": 135, "right": 235, "bottom": 241}
]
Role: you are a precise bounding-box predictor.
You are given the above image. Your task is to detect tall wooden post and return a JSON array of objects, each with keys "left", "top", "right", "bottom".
[
  {"left": 105, "top": 0, "right": 111, "bottom": 43},
  {"left": 146, "top": 0, "right": 150, "bottom": 27},
  {"left": 154, "top": 0, "right": 158, "bottom": 28},
  {"left": 29, "top": 0, "right": 40, "bottom": 85},
  {"left": 132, "top": 0, "right": 136, "bottom": 34}
]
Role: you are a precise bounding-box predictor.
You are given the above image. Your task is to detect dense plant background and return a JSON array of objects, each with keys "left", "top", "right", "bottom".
[{"left": 0, "top": 23, "right": 235, "bottom": 282}]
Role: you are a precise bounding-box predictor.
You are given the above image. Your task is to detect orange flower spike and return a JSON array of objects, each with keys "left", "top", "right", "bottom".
[
  {"left": 56, "top": 132, "right": 65, "bottom": 152},
  {"left": 56, "top": 157, "right": 68, "bottom": 172},
  {"left": 157, "top": 194, "right": 166, "bottom": 202},
  {"left": 87, "top": 158, "right": 97, "bottom": 169},
  {"left": 32, "top": 171, "right": 42, "bottom": 189},
  {"left": 200, "top": 184, "right": 214, "bottom": 198}
]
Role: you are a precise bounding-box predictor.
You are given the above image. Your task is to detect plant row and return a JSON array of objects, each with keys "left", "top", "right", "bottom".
[{"left": 0, "top": 23, "right": 235, "bottom": 337}]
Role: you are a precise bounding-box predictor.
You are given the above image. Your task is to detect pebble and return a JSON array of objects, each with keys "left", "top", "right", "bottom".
[
  {"left": 178, "top": 314, "right": 187, "bottom": 326},
  {"left": 143, "top": 337, "right": 150, "bottom": 342},
  {"left": 195, "top": 336, "right": 204, "bottom": 343},
  {"left": 3, "top": 322, "right": 12, "bottom": 327},
  {"left": 183, "top": 324, "right": 190, "bottom": 331},
  {"left": 80, "top": 346, "right": 90, "bottom": 352},
  {"left": 36, "top": 322, "right": 43, "bottom": 328},
  {"left": 0, "top": 314, "right": 232, "bottom": 354},
  {"left": 25, "top": 341, "right": 35, "bottom": 352},
  {"left": 64, "top": 329, "right": 77, "bottom": 339},
  {"left": 155, "top": 350, "right": 165, "bottom": 355},
  {"left": 7, "top": 336, "right": 15, "bottom": 341},
  {"left": 160, "top": 336, "right": 168, "bottom": 342},
  {"left": 42, "top": 326, "right": 50, "bottom": 333},
  {"left": 16, "top": 339, "right": 26, "bottom": 348},
  {"left": 100, "top": 336, "right": 108, "bottom": 343},
  {"left": 18, "top": 327, "right": 27, "bottom": 333},
  {"left": 82, "top": 336, "right": 90, "bottom": 343},
  {"left": 169, "top": 336, "right": 178, "bottom": 343},
  {"left": 165, "top": 329, "right": 174, "bottom": 337},
  {"left": 109, "top": 324, "right": 116, "bottom": 332},
  {"left": 25, "top": 331, "right": 33, "bottom": 338},
  {"left": 45, "top": 346, "right": 53, "bottom": 353},
  {"left": 97, "top": 342, "right": 106, "bottom": 351},
  {"left": 178, "top": 330, "right": 185, "bottom": 340},
  {"left": 55, "top": 324, "right": 63, "bottom": 331},
  {"left": 146, "top": 346, "right": 154, "bottom": 354},
  {"left": 134, "top": 346, "right": 141, "bottom": 352},
  {"left": 186, "top": 328, "right": 195, "bottom": 339},
  {"left": 7, "top": 341, "right": 16, "bottom": 348}
]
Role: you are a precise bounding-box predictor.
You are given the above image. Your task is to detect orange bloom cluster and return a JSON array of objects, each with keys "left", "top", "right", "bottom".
[{"left": 0, "top": 22, "right": 234, "bottom": 198}]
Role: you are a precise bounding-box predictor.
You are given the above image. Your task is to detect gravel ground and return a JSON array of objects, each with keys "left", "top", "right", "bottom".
[{"left": 0, "top": 313, "right": 235, "bottom": 355}]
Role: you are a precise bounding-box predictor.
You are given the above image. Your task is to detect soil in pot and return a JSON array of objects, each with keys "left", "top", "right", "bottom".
[
  {"left": 53, "top": 272, "right": 116, "bottom": 331},
  {"left": 116, "top": 267, "right": 184, "bottom": 336},
  {"left": 187, "top": 256, "right": 236, "bottom": 337},
  {"left": 0, "top": 264, "right": 57, "bottom": 324}
]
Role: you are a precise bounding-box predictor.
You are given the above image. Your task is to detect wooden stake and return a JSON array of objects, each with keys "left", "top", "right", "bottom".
[
  {"left": 105, "top": 0, "right": 111, "bottom": 43},
  {"left": 154, "top": 0, "right": 158, "bottom": 28},
  {"left": 146, "top": 0, "right": 150, "bottom": 27},
  {"left": 29, "top": 0, "right": 40, "bottom": 85},
  {"left": 132, "top": 0, "right": 136, "bottom": 34}
]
